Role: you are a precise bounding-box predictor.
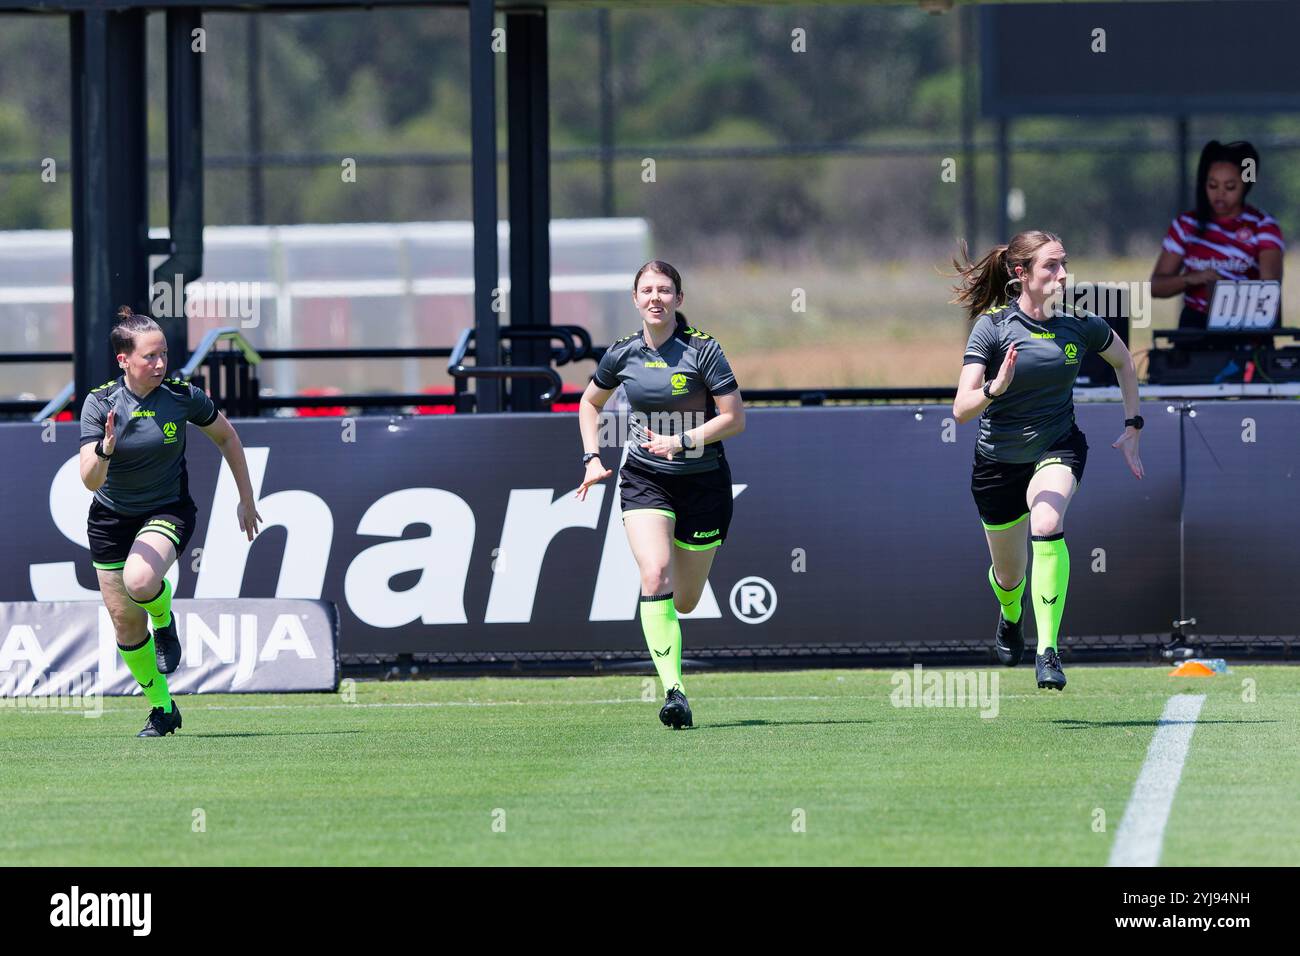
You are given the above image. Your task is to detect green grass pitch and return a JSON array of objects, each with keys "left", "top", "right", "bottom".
[{"left": 1, "top": 666, "right": 1296, "bottom": 866}]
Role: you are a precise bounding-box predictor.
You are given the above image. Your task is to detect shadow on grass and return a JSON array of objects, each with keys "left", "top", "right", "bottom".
[
  {"left": 692, "top": 718, "right": 875, "bottom": 731},
  {"left": 182, "top": 730, "right": 364, "bottom": 739},
  {"left": 1049, "top": 719, "right": 1279, "bottom": 729}
]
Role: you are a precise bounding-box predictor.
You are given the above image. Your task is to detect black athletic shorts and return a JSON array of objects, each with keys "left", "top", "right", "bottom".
[
  {"left": 619, "top": 455, "right": 733, "bottom": 550},
  {"left": 971, "top": 424, "right": 1088, "bottom": 530},
  {"left": 87, "top": 497, "right": 198, "bottom": 571}
]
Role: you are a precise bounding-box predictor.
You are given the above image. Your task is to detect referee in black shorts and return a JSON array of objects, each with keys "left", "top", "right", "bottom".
[
  {"left": 79, "top": 306, "right": 262, "bottom": 737},
  {"left": 951, "top": 231, "right": 1143, "bottom": 690},
  {"left": 576, "top": 261, "right": 746, "bottom": 729}
]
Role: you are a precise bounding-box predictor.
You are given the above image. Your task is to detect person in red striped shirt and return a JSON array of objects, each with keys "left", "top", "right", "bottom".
[{"left": 1150, "top": 140, "right": 1284, "bottom": 329}]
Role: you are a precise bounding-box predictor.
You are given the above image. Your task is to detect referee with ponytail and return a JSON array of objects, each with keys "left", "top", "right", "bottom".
[
  {"left": 79, "top": 306, "right": 262, "bottom": 736},
  {"left": 951, "top": 232, "right": 1143, "bottom": 689}
]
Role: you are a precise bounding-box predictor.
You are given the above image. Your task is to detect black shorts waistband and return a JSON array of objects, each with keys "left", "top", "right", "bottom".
[
  {"left": 90, "top": 496, "right": 197, "bottom": 519},
  {"left": 620, "top": 456, "right": 727, "bottom": 479}
]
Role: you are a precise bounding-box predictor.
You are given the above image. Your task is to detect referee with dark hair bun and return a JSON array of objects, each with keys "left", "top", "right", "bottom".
[{"left": 79, "top": 306, "right": 262, "bottom": 737}]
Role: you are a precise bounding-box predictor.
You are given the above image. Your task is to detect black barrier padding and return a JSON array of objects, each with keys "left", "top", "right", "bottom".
[
  {"left": 809, "top": 404, "right": 1182, "bottom": 649},
  {"left": 0, "top": 406, "right": 1190, "bottom": 658},
  {"left": 1046, "top": 405, "right": 1183, "bottom": 643},
  {"left": 1183, "top": 402, "right": 1300, "bottom": 636}
]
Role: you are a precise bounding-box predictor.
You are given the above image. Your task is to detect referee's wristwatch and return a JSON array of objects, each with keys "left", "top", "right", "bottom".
[
  {"left": 1124, "top": 415, "right": 1144, "bottom": 430},
  {"left": 582, "top": 452, "right": 601, "bottom": 466},
  {"left": 679, "top": 432, "right": 696, "bottom": 452},
  {"left": 94, "top": 438, "right": 114, "bottom": 460},
  {"left": 982, "top": 382, "right": 997, "bottom": 401}
]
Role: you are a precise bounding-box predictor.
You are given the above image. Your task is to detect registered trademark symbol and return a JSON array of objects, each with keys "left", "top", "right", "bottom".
[{"left": 729, "top": 576, "right": 777, "bottom": 624}]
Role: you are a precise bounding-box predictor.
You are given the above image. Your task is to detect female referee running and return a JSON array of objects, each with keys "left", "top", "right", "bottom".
[
  {"left": 576, "top": 261, "right": 745, "bottom": 729},
  {"left": 951, "top": 231, "right": 1143, "bottom": 690},
  {"left": 79, "top": 306, "right": 262, "bottom": 737}
]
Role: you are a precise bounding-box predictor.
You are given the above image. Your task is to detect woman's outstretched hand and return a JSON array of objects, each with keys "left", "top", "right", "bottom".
[
  {"left": 1112, "top": 428, "right": 1144, "bottom": 480},
  {"left": 576, "top": 458, "right": 613, "bottom": 501}
]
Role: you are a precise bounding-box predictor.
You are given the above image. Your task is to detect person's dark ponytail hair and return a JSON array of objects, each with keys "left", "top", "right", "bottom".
[
  {"left": 949, "top": 230, "right": 1061, "bottom": 322},
  {"left": 1193, "top": 140, "right": 1259, "bottom": 237},
  {"left": 110, "top": 305, "right": 163, "bottom": 358}
]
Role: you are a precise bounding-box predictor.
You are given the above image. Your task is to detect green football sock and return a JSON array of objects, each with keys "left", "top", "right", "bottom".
[
  {"left": 988, "top": 565, "right": 1025, "bottom": 624},
  {"left": 132, "top": 578, "right": 173, "bottom": 631},
  {"left": 639, "top": 593, "right": 683, "bottom": 695},
  {"left": 1031, "top": 534, "right": 1070, "bottom": 653},
  {"left": 117, "top": 634, "right": 173, "bottom": 712}
]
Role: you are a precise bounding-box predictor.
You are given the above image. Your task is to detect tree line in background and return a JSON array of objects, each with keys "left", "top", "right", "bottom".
[{"left": 0, "top": 5, "right": 1297, "bottom": 264}]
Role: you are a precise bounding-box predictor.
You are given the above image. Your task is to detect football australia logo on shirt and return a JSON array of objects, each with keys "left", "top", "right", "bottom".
[
  {"left": 1063, "top": 343, "right": 1079, "bottom": 365},
  {"left": 670, "top": 373, "right": 689, "bottom": 396},
  {"left": 161, "top": 421, "right": 179, "bottom": 444}
]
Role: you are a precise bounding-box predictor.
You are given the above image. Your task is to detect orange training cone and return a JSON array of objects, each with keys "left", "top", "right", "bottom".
[{"left": 1169, "top": 660, "right": 1216, "bottom": 677}]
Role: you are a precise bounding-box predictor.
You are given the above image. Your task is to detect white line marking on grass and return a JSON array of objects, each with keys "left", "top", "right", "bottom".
[
  {"left": 0, "top": 693, "right": 883, "bottom": 715},
  {"left": 1108, "top": 693, "right": 1206, "bottom": 867}
]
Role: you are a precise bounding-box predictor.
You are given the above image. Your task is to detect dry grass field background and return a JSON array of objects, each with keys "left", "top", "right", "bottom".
[{"left": 685, "top": 256, "right": 1300, "bottom": 390}]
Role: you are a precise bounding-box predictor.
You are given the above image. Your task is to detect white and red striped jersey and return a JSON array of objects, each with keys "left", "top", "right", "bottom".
[{"left": 1162, "top": 204, "right": 1285, "bottom": 313}]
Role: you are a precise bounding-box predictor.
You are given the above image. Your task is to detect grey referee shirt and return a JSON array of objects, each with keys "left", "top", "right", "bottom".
[
  {"left": 594, "top": 315, "right": 739, "bottom": 475},
  {"left": 79, "top": 376, "right": 219, "bottom": 515},
  {"left": 963, "top": 303, "right": 1115, "bottom": 464}
]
